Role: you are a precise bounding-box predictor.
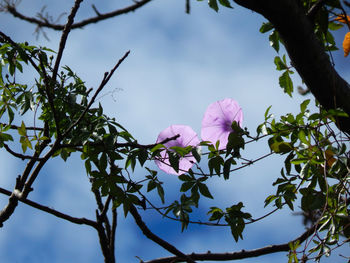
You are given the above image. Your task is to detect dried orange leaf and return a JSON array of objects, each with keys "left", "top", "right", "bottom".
[
  {"left": 325, "top": 149, "right": 337, "bottom": 167},
  {"left": 342, "top": 32, "right": 350, "bottom": 57},
  {"left": 335, "top": 14, "right": 350, "bottom": 23}
]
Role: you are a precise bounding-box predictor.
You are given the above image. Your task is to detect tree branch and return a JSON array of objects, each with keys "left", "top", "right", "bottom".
[
  {"left": 142, "top": 224, "right": 318, "bottom": 263},
  {"left": 0, "top": 186, "right": 98, "bottom": 228},
  {"left": 4, "top": 0, "right": 152, "bottom": 30},
  {"left": 129, "top": 205, "right": 196, "bottom": 263},
  {"left": 3, "top": 143, "right": 43, "bottom": 161},
  {"left": 0, "top": 122, "right": 44, "bottom": 131},
  {"left": 95, "top": 209, "right": 116, "bottom": 263}
]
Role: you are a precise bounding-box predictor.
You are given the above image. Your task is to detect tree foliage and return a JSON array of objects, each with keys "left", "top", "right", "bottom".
[{"left": 0, "top": 0, "right": 349, "bottom": 262}]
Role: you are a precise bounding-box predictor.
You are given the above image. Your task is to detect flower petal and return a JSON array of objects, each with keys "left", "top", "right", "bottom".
[
  {"left": 155, "top": 125, "right": 200, "bottom": 175},
  {"left": 201, "top": 98, "right": 243, "bottom": 150}
]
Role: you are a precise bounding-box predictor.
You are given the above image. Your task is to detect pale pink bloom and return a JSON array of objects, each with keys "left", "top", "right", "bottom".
[
  {"left": 201, "top": 98, "right": 243, "bottom": 150},
  {"left": 155, "top": 125, "right": 200, "bottom": 175}
]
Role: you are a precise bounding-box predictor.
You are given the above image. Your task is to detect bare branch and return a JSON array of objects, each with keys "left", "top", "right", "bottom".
[
  {"left": 114, "top": 134, "right": 180, "bottom": 150},
  {"left": 109, "top": 207, "right": 117, "bottom": 259},
  {"left": 0, "top": 186, "right": 98, "bottom": 228},
  {"left": 95, "top": 209, "right": 116, "bottom": 263},
  {"left": 3, "top": 143, "right": 43, "bottom": 161},
  {"left": 4, "top": 0, "right": 152, "bottom": 31},
  {"left": 52, "top": 0, "right": 83, "bottom": 82},
  {"left": 0, "top": 122, "right": 44, "bottom": 131},
  {"left": 142, "top": 225, "right": 318, "bottom": 263},
  {"left": 129, "top": 205, "right": 196, "bottom": 263}
]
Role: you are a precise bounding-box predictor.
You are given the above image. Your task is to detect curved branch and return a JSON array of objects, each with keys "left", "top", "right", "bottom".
[
  {"left": 5, "top": 0, "right": 152, "bottom": 30},
  {"left": 233, "top": 0, "right": 350, "bottom": 134},
  {"left": 3, "top": 143, "right": 43, "bottom": 161},
  {"left": 143, "top": 224, "right": 318, "bottom": 263},
  {"left": 0, "top": 186, "right": 98, "bottom": 228},
  {"left": 129, "top": 205, "right": 196, "bottom": 263}
]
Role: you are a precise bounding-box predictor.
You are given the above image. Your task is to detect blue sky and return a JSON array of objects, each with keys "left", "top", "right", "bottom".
[{"left": 0, "top": 0, "right": 349, "bottom": 262}]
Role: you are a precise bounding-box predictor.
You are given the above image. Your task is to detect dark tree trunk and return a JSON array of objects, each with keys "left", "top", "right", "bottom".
[{"left": 234, "top": 0, "right": 350, "bottom": 134}]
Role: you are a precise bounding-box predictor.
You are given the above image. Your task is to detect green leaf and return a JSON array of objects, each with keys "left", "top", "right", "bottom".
[
  {"left": 269, "top": 141, "right": 293, "bottom": 154},
  {"left": 157, "top": 184, "right": 165, "bottom": 203},
  {"left": 208, "top": 156, "right": 223, "bottom": 175},
  {"left": 207, "top": 207, "right": 224, "bottom": 221},
  {"left": 274, "top": 56, "right": 287, "bottom": 70},
  {"left": 300, "top": 99, "right": 310, "bottom": 113},
  {"left": 99, "top": 152, "right": 107, "bottom": 172},
  {"left": 269, "top": 30, "right": 280, "bottom": 52},
  {"left": 279, "top": 71, "right": 293, "bottom": 97},
  {"left": 208, "top": 0, "right": 219, "bottom": 12},
  {"left": 0, "top": 132, "right": 14, "bottom": 145},
  {"left": 178, "top": 174, "right": 192, "bottom": 181},
  {"left": 17, "top": 121, "right": 26, "bottom": 136},
  {"left": 223, "top": 157, "right": 233, "bottom": 180},
  {"left": 138, "top": 148, "right": 148, "bottom": 167},
  {"left": 259, "top": 22, "right": 274, "bottom": 33},
  {"left": 198, "top": 183, "right": 213, "bottom": 199},
  {"left": 191, "top": 148, "right": 201, "bottom": 163},
  {"left": 328, "top": 22, "right": 343, "bottom": 31},
  {"left": 7, "top": 106, "right": 14, "bottom": 124},
  {"left": 180, "top": 181, "right": 195, "bottom": 192},
  {"left": 218, "top": 0, "right": 232, "bottom": 8},
  {"left": 147, "top": 180, "right": 157, "bottom": 192},
  {"left": 168, "top": 152, "right": 179, "bottom": 173}
]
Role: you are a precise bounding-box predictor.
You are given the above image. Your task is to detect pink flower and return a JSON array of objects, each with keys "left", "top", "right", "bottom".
[
  {"left": 201, "top": 98, "right": 243, "bottom": 150},
  {"left": 155, "top": 125, "right": 200, "bottom": 175}
]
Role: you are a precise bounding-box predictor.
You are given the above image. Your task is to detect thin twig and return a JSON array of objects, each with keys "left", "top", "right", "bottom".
[
  {"left": 186, "top": 0, "right": 190, "bottom": 14},
  {"left": 52, "top": 0, "right": 83, "bottom": 82},
  {"left": 5, "top": 0, "right": 152, "bottom": 30}
]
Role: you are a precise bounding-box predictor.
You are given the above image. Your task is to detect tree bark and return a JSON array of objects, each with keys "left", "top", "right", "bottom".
[{"left": 233, "top": 0, "right": 350, "bottom": 134}]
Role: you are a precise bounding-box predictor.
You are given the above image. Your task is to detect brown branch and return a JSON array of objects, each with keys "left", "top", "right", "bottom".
[
  {"left": 114, "top": 134, "right": 181, "bottom": 149},
  {"left": 109, "top": 207, "right": 117, "bottom": 261},
  {"left": 129, "top": 205, "right": 196, "bottom": 263},
  {"left": 3, "top": 143, "right": 43, "bottom": 161},
  {"left": 0, "top": 186, "right": 98, "bottom": 228},
  {"left": 143, "top": 224, "right": 318, "bottom": 263},
  {"left": 49, "top": 0, "right": 84, "bottom": 139},
  {"left": 95, "top": 209, "right": 116, "bottom": 263},
  {"left": 5, "top": 0, "right": 152, "bottom": 31},
  {"left": 52, "top": 0, "right": 82, "bottom": 81},
  {"left": 0, "top": 147, "right": 44, "bottom": 226},
  {"left": 0, "top": 122, "right": 44, "bottom": 131}
]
